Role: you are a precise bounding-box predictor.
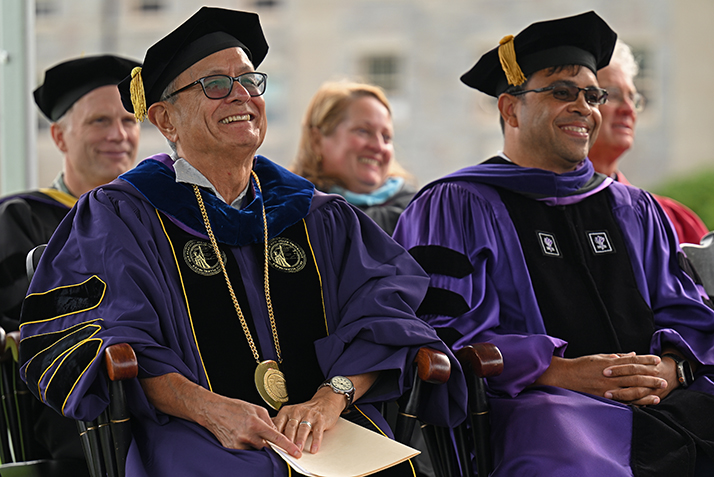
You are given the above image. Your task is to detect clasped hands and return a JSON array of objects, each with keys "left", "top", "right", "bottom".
[{"left": 536, "top": 352, "right": 679, "bottom": 406}]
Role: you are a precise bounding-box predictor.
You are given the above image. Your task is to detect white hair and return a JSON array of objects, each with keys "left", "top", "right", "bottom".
[{"left": 610, "top": 40, "right": 639, "bottom": 80}]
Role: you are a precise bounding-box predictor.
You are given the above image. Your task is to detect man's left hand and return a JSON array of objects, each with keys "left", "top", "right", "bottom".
[
  {"left": 273, "top": 370, "right": 379, "bottom": 454},
  {"left": 602, "top": 352, "right": 679, "bottom": 405},
  {"left": 273, "top": 386, "right": 346, "bottom": 454}
]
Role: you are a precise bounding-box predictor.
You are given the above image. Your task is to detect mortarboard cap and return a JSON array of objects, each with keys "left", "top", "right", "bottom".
[
  {"left": 34, "top": 55, "right": 140, "bottom": 121},
  {"left": 119, "top": 7, "right": 268, "bottom": 121},
  {"left": 461, "top": 11, "right": 617, "bottom": 97}
]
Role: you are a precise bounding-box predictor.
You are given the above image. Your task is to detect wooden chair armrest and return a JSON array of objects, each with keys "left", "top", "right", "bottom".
[
  {"left": 454, "top": 343, "right": 503, "bottom": 477},
  {"left": 455, "top": 342, "right": 503, "bottom": 378},
  {"left": 411, "top": 348, "right": 457, "bottom": 476},
  {"left": 104, "top": 344, "right": 138, "bottom": 381},
  {"left": 415, "top": 347, "right": 451, "bottom": 384},
  {"left": 393, "top": 347, "right": 452, "bottom": 448}
]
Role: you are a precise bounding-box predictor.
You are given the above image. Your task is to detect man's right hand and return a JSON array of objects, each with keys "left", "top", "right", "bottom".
[
  {"left": 199, "top": 394, "right": 302, "bottom": 456},
  {"left": 140, "top": 373, "right": 302, "bottom": 457},
  {"left": 532, "top": 353, "right": 668, "bottom": 405}
]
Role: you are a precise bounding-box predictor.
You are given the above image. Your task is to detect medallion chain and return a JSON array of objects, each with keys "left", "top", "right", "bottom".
[{"left": 192, "top": 172, "right": 282, "bottom": 364}]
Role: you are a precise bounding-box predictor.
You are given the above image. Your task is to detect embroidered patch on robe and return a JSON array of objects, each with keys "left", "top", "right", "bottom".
[
  {"left": 536, "top": 231, "right": 561, "bottom": 257},
  {"left": 587, "top": 231, "right": 615, "bottom": 254}
]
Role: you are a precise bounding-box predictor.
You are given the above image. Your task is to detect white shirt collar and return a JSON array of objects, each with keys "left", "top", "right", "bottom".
[
  {"left": 171, "top": 154, "right": 249, "bottom": 209},
  {"left": 496, "top": 150, "right": 513, "bottom": 163}
]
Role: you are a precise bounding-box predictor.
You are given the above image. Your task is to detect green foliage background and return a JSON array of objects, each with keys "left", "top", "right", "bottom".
[{"left": 652, "top": 168, "right": 714, "bottom": 232}]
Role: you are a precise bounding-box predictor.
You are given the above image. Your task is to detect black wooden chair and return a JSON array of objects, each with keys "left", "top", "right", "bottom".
[
  {"left": 0, "top": 245, "right": 139, "bottom": 477},
  {"left": 417, "top": 342, "right": 503, "bottom": 477},
  {"left": 1, "top": 327, "right": 85, "bottom": 476},
  {"left": 0, "top": 326, "right": 138, "bottom": 477},
  {"left": 0, "top": 242, "right": 92, "bottom": 475},
  {"left": 455, "top": 343, "right": 503, "bottom": 477},
  {"left": 393, "top": 346, "right": 451, "bottom": 476},
  {"left": 77, "top": 343, "right": 137, "bottom": 477}
]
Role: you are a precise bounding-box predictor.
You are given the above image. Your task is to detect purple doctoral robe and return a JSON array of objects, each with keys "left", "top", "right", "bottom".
[
  {"left": 393, "top": 157, "right": 714, "bottom": 476},
  {"left": 19, "top": 154, "right": 467, "bottom": 477}
]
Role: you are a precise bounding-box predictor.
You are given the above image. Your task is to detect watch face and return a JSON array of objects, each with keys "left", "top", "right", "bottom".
[
  {"left": 331, "top": 376, "right": 353, "bottom": 392},
  {"left": 680, "top": 361, "right": 694, "bottom": 386}
]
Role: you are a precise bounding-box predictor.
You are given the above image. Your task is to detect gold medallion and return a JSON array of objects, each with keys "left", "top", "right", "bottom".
[{"left": 255, "top": 360, "right": 289, "bottom": 410}]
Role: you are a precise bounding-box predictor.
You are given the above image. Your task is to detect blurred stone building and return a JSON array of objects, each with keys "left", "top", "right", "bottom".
[{"left": 10, "top": 0, "right": 714, "bottom": 190}]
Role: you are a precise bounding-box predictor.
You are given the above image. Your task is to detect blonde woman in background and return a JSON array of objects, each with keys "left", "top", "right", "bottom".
[{"left": 292, "top": 81, "right": 416, "bottom": 235}]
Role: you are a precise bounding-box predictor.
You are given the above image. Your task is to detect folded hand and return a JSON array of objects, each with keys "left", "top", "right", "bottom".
[{"left": 535, "top": 352, "right": 675, "bottom": 406}]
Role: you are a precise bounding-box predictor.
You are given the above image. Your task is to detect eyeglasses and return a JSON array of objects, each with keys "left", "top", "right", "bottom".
[
  {"left": 603, "top": 87, "right": 646, "bottom": 113},
  {"left": 164, "top": 72, "right": 268, "bottom": 100},
  {"left": 510, "top": 85, "right": 608, "bottom": 106}
]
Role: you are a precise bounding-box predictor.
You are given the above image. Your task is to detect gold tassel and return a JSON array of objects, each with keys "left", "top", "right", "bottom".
[
  {"left": 498, "top": 35, "right": 527, "bottom": 87},
  {"left": 129, "top": 67, "right": 147, "bottom": 122}
]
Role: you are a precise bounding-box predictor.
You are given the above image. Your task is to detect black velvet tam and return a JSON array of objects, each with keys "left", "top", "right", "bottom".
[
  {"left": 461, "top": 11, "right": 617, "bottom": 97},
  {"left": 118, "top": 7, "right": 268, "bottom": 114},
  {"left": 34, "top": 55, "right": 139, "bottom": 121}
]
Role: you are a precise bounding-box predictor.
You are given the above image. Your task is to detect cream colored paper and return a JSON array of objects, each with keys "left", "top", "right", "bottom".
[{"left": 269, "top": 417, "right": 420, "bottom": 477}]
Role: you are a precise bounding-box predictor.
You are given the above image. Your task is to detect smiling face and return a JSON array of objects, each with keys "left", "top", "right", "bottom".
[
  {"left": 155, "top": 47, "right": 266, "bottom": 165},
  {"left": 52, "top": 85, "right": 139, "bottom": 195},
  {"left": 501, "top": 66, "right": 602, "bottom": 174},
  {"left": 588, "top": 62, "right": 638, "bottom": 173},
  {"left": 316, "top": 95, "right": 394, "bottom": 194}
]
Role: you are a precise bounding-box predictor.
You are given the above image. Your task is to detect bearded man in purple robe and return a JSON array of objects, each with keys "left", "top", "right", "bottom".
[
  {"left": 394, "top": 11, "right": 714, "bottom": 477},
  {"left": 18, "top": 8, "right": 466, "bottom": 477}
]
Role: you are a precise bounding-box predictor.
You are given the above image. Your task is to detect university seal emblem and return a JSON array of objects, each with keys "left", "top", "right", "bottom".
[
  {"left": 267, "top": 237, "right": 306, "bottom": 273},
  {"left": 183, "top": 239, "right": 226, "bottom": 276}
]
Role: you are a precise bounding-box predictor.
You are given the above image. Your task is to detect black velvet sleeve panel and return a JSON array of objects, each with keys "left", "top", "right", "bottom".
[
  {"left": 44, "top": 339, "right": 102, "bottom": 415},
  {"left": 21, "top": 275, "right": 106, "bottom": 326},
  {"left": 434, "top": 326, "right": 465, "bottom": 349},
  {"left": 416, "top": 286, "right": 471, "bottom": 318},
  {"left": 20, "top": 320, "right": 103, "bottom": 414},
  {"left": 408, "top": 245, "right": 474, "bottom": 278}
]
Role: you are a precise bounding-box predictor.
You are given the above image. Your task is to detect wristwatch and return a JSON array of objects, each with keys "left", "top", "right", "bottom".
[
  {"left": 318, "top": 376, "right": 355, "bottom": 410},
  {"left": 661, "top": 353, "right": 694, "bottom": 388}
]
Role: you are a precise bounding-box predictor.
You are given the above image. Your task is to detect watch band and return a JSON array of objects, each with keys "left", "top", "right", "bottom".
[{"left": 661, "top": 353, "right": 693, "bottom": 388}]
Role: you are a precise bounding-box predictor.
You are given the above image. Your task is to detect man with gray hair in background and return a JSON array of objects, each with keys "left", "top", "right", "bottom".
[{"left": 588, "top": 41, "right": 708, "bottom": 244}]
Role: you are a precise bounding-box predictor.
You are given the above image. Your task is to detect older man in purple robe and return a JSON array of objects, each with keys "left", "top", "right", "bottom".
[
  {"left": 18, "top": 8, "right": 466, "bottom": 476},
  {"left": 394, "top": 11, "right": 714, "bottom": 477}
]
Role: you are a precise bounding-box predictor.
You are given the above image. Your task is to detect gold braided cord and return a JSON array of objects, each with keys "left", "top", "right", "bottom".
[{"left": 192, "top": 175, "right": 282, "bottom": 364}]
